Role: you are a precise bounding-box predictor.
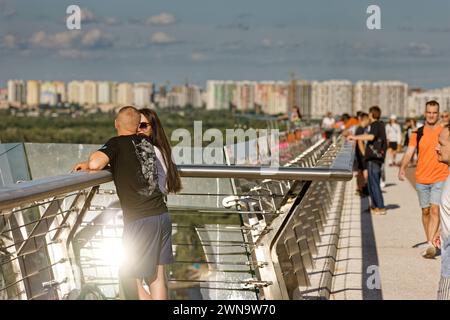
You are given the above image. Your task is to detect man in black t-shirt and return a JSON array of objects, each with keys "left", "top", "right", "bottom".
[
  {"left": 348, "top": 106, "right": 387, "bottom": 215},
  {"left": 73, "top": 106, "right": 173, "bottom": 300}
]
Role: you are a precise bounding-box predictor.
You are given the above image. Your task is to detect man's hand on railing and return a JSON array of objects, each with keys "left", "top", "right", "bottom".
[
  {"left": 72, "top": 161, "right": 89, "bottom": 172},
  {"left": 346, "top": 134, "right": 356, "bottom": 141}
]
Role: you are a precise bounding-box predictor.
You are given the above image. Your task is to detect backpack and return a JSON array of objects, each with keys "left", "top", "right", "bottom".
[{"left": 416, "top": 126, "right": 424, "bottom": 155}]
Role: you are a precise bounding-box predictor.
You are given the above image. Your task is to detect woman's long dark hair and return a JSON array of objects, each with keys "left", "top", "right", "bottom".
[{"left": 140, "top": 108, "right": 182, "bottom": 193}]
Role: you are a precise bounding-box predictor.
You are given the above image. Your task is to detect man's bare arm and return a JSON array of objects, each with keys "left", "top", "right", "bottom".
[
  {"left": 348, "top": 133, "right": 375, "bottom": 142},
  {"left": 88, "top": 151, "right": 110, "bottom": 170},
  {"left": 398, "top": 146, "right": 416, "bottom": 181}
]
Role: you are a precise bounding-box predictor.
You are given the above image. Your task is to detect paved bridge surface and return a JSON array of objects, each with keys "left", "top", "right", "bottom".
[{"left": 330, "top": 162, "right": 441, "bottom": 300}]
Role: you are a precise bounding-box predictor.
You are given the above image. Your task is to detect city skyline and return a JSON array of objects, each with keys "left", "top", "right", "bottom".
[
  {"left": 5, "top": 77, "right": 450, "bottom": 119},
  {"left": 1, "top": 0, "right": 450, "bottom": 89}
]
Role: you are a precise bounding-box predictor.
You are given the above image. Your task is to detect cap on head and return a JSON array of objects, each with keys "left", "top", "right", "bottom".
[
  {"left": 116, "top": 106, "right": 140, "bottom": 132},
  {"left": 390, "top": 114, "right": 397, "bottom": 121}
]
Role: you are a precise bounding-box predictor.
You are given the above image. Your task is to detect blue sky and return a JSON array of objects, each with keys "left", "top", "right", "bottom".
[{"left": 1, "top": 0, "right": 449, "bottom": 88}]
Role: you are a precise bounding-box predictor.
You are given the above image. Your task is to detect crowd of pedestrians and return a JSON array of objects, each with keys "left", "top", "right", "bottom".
[{"left": 323, "top": 101, "right": 450, "bottom": 299}]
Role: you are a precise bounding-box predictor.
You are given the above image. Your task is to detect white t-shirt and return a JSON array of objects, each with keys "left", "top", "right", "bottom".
[
  {"left": 322, "top": 117, "right": 335, "bottom": 130},
  {"left": 155, "top": 146, "right": 168, "bottom": 194},
  {"left": 385, "top": 123, "right": 402, "bottom": 144},
  {"left": 440, "top": 173, "right": 450, "bottom": 241}
]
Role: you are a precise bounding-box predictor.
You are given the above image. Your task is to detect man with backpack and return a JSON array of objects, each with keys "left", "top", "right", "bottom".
[
  {"left": 399, "top": 100, "right": 449, "bottom": 259},
  {"left": 348, "top": 106, "right": 387, "bottom": 215}
]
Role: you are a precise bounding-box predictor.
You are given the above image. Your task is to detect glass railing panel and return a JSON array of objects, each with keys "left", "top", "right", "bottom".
[
  {"left": 23, "top": 143, "right": 101, "bottom": 180},
  {"left": 0, "top": 143, "right": 30, "bottom": 187}
]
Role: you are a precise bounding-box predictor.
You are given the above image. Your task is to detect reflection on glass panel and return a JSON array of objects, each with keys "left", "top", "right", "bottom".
[
  {"left": 0, "top": 232, "right": 23, "bottom": 300},
  {"left": 169, "top": 210, "right": 256, "bottom": 300},
  {"left": 167, "top": 177, "right": 234, "bottom": 209},
  {"left": 24, "top": 143, "right": 101, "bottom": 179},
  {"left": 0, "top": 143, "right": 30, "bottom": 187},
  {"left": 173, "top": 146, "right": 225, "bottom": 166}
]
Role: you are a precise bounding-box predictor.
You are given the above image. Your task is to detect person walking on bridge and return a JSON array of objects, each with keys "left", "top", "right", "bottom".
[
  {"left": 433, "top": 123, "right": 450, "bottom": 299},
  {"left": 386, "top": 114, "right": 402, "bottom": 166},
  {"left": 322, "top": 112, "right": 335, "bottom": 139},
  {"left": 398, "top": 100, "right": 449, "bottom": 259}
]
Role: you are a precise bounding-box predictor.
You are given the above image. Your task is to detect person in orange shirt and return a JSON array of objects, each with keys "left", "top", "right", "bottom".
[
  {"left": 399, "top": 100, "right": 450, "bottom": 259},
  {"left": 345, "top": 116, "right": 359, "bottom": 130}
]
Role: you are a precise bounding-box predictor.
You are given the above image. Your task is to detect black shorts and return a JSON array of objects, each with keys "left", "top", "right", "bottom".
[
  {"left": 121, "top": 212, "right": 174, "bottom": 279},
  {"left": 356, "top": 154, "right": 367, "bottom": 171},
  {"left": 388, "top": 142, "right": 398, "bottom": 150}
]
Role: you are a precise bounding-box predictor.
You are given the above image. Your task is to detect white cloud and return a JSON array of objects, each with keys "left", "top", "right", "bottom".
[
  {"left": 3, "top": 34, "right": 17, "bottom": 49},
  {"left": 150, "top": 32, "right": 176, "bottom": 44},
  {"left": 29, "top": 31, "right": 79, "bottom": 49},
  {"left": 28, "top": 29, "right": 114, "bottom": 50},
  {"left": 191, "top": 52, "right": 208, "bottom": 61},
  {"left": 80, "top": 7, "right": 97, "bottom": 24},
  {"left": 81, "top": 28, "right": 114, "bottom": 49},
  {"left": 147, "top": 12, "right": 176, "bottom": 26}
]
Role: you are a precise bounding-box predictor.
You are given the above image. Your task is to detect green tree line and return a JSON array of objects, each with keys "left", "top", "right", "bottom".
[{"left": 0, "top": 109, "right": 273, "bottom": 145}]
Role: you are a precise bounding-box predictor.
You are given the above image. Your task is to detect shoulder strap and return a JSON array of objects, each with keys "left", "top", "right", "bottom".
[{"left": 417, "top": 126, "right": 424, "bottom": 154}]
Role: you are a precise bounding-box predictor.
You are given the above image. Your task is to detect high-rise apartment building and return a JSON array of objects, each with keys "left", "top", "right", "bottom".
[
  {"left": 68, "top": 81, "right": 82, "bottom": 104},
  {"left": 408, "top": 88, "right": 450, "bottom": 117},
  {"left": 185, "top": 85, "right": 203, "bottom": 108},
  {"left": 98, "top": 81, "right": 117, "bottom": 104},
  {"left": 353, "top": 81, "right": 376, "bottom": 113},
  {"left": 40, "top": 81, "right": 58, "bottom": 105},
  {"left": 206, "top": 80, "right": 237, "bottom": 110},
  {"left": 255, "top": 81, "right": 288, "bottom": 115},
  {"left": 311, "top": 80, "right": 353, "bottom": 118},
  {"left": 133, "top": 82, "right": 153, "bottom": 108},
  {"left": 288, "top": 80, "right": 312, "bottom": 118},
  {"left": 26, "top": 80, "right": 40, "bottom": 106},
  {"left": 82, "top": 81, "right": 98, "bottom": 106},
  {"left": 7, "top": 80, "right": 26, "bottom": 106},
  {"left": 117, "top": 82, "right": 134, "bottom": 106},
  {"left": 353, "top": 81, "right": 408, "bottom": 117},
  {"left": 236, "top": 81, "right": 256, "bottom": 112},
  {"left": 53, "top": 81, "right": 66, "bottom": 103},
  {"left": 372, "top": 81, "right": 408, "bottom": 118}
]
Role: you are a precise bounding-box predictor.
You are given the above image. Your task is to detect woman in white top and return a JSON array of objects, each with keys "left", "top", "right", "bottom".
[
  {"left": 322, "top": 112, "right": 335, "bottom": 139},
  {"left": 385, "top": 114, "right": 402, "bottom": 166},
  {"left": 137, "top": 108, "right": 182, "bottom": 300}
]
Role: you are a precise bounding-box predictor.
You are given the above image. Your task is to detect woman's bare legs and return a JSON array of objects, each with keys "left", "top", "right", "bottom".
[{"left": 135, "top": 265, "right": 168, "bottom": 300}]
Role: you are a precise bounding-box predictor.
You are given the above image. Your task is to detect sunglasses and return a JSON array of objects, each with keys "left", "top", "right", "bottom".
[
  {"left": 139, "top": 122, "right": 151, "bottom": 129},
  {"left": 442, "top": 115, "right": 449, "bottom": 119}
]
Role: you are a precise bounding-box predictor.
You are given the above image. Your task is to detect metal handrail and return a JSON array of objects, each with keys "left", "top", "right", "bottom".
[
  {"left": 0, "top": 140, "right": 354, "bottom": 212},
  {"left": 0, "top": 136, "right": 353, "bottom": 300}
]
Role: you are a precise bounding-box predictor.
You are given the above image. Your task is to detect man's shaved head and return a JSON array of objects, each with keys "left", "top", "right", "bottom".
[{"left": 115, "top": 106, "right": 140, "bottom": 133}]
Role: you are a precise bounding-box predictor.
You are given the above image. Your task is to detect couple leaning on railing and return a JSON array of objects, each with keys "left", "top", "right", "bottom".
[{"left": 72, "top": 106, "right": 181, "bottom": 300}]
